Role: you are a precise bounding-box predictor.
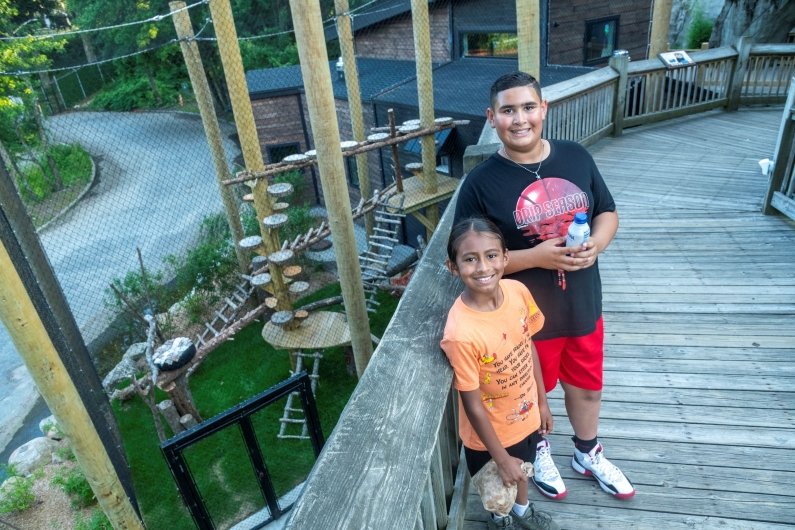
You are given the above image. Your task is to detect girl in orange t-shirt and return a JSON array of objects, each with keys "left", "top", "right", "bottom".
[{"left": 441, "top": 217, "right": 558, "bottom": 530}]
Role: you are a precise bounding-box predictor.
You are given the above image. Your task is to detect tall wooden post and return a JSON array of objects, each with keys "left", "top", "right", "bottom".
[
  {"left": 648, "top": 0, "right": 673, "bottom": 58},
  {"left": 610, "top": 51, "right": 629, "bottom": 137},
  {"left": 208, "top": 0, "right": 291, "bottom": 311},
  {"left": 0, "top": 243, "right": 143, "bottom": 530},
  {"left": 335, "top": 0, "right": 373, "bottom": 237},
  {"left": 289, "top": 0, "right": 373, "bottom": 377},
  {"left": 171, "top": 1, "right": 248, "bottom": 274},
  {"left": 411, "top": 0, "right": 440, "bottom": 238},
  {"left": 516, "top": 0, "right": 541, "bottom": 79}
]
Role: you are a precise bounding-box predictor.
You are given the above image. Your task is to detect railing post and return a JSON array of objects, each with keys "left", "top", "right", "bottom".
[
  {"left": 727, "top": 36, "right": 751, "bottom": 111},
  {"left": 763, "top": 76, "right": 795, "bottom": 216},
  {"left": 609, "top": 50, "right": 629, "bottom": 137}
]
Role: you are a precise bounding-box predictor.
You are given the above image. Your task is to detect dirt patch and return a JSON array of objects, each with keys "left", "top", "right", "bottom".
[{"left": 2, "top": 461, "right": 97, "bottom": 529}]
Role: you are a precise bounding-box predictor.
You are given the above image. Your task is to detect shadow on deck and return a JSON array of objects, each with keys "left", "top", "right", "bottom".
[{"left": 462, "top": 108, "right": 795, "bottom": 529}]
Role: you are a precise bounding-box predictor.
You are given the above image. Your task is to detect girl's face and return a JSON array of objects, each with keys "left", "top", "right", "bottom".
[{"left": 448, "top": 230, "right": 508, "bottom": 302}]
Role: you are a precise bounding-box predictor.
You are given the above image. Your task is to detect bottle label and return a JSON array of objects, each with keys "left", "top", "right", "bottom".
[{"left": 566, "top": 226, "right": 590, "bottom": 247}]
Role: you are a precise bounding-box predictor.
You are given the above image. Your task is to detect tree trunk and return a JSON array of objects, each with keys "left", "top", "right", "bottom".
[{"left": 33, "top": 102, "right": 63, "bottom": 191}]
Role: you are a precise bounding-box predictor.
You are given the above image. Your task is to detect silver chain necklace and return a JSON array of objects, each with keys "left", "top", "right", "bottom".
[{"left": 500, "top": 141, "right": 546, "bottom": 180}]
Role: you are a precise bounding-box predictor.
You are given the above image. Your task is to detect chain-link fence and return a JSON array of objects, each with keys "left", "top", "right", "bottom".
[{"left": 1, "top": 0, "right": 656, "bottom": 527}]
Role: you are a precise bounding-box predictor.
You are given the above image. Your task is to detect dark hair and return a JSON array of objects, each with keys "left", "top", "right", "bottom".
[
  {"left": 447, "top": 216, "right": 507, "bottom": 262},
  {"left": 489, "top": 71, "right": 542, "bottom": 107}
]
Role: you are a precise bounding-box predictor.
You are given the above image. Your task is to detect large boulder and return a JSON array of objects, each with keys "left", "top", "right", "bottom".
[{"left": 8, "top": 437, "right": 60, "bottom": 476}]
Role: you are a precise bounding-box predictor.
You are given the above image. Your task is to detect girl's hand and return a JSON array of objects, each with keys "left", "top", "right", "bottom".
[
  {"left": 535, "top": 238, "right": 597, "bottom": 271},
  {"left": 495, "top": 455, "right": 529, "bottom": 487},
  {"left": 538, "top": 402, "right": 554, "bottom": 435}
]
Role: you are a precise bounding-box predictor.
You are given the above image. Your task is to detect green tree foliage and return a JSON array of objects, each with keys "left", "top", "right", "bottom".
[{"left": 686, "top": 7, "right": 714, "bottom": 49}]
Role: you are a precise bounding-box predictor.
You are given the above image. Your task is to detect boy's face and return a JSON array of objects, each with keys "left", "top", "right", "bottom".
[{"left": 487, "top": 85, "right": 547, "bottom": 156}]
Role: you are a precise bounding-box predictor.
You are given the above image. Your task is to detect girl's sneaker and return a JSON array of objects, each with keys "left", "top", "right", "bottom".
[
  {"left": 510, "top": 504, "right": 560, "bottom": 530},
  {"left": 571, "top": 442, "right": 636, "bottom": 499},
  {"left": 531, "top": 439, "right": 567, "bottom": 500}
]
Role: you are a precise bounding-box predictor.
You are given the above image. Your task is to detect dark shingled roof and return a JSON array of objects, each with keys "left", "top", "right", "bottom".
[{"left": 246, "top": 57, "right": 593, "bottom": 117}]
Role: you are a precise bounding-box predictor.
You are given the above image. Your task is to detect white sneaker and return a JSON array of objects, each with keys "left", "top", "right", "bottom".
[
  {"left": 571, "top": 442, "right": 635, "bottom": 499},
  {"left": 531, "top": 438, "right": 567, "bottom": 500}
]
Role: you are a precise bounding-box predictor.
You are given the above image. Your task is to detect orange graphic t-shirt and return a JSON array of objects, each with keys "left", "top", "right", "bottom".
[{"left": 441, "top": 279, "right": 545, "bottom": 451}]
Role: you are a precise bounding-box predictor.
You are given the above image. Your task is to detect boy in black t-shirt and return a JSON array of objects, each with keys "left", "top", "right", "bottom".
[{"left": 455, "top": 71, "right": 635, "bottom": 501}]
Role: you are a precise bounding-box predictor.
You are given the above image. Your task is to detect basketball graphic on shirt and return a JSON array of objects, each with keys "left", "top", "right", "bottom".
[{"left": 513, "top": 177, "right": 589, "bottom": 244}]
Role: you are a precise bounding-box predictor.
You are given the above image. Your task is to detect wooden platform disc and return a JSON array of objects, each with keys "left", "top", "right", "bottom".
[
  {"left": 267, "top": 182, "right": 293, "bottom": 198},
  {"left": 405, "top": 162, "right": 423, "bottom": 174},
  {"left": 434, "top": 117, "right": 453, "bottom": 125},
  {"left": 398, "top": 123, "right": 420, "bottom": 134},
  {"left": 367, "top": 132, "right": 390, "bottom": 142},
  {"left": 402, "top": 119, "right": 420, "bottom": 126},
  {"left": 268, "top": 249, "right": 294, "bottom": 266},
  {"left": 340, "top": 140, "right": 359, "bottom": 151},
  {"left": 289, "top": 281, "right": 309, "bottom": 294},
  {"left": 304, "top": 149, "right": 317, "bottom": 158},
  {"left": 265, "top": 297, "right": 278, "bottom": 309},
  {"left": 250, "top": 273, "right": 271, "bottom": 287},
  {"left": 273, "top": 202, "right": 289, "bottom": 211},
  {"left": 386, "top": 174, "right": 460, "bottom": 213},
  {"left": 238, "top": 235, "right": 263, "bottom": 250},
  {"left": 263, "top": 213, "right": 289, "bottom": 229},
  {"left": 283, "top": 265, "right": 302, "bottom": 278},
  {"left": 282, "top": 153, "right": 308, "bottom": 163},
  {"left": 242, "top": 193, "right": 254, "bottom": 202},
  {"left": 262, "top": 310, "right": 351, "bottom": 350}
]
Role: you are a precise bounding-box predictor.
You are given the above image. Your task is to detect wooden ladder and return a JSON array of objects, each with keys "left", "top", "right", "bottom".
[
  {"left": 359, "top": 199, "right": 405, "bottom": 314},
  {"left": 278, "top": 350, "right": 323, "bottom": 440},
  {"left": 194, "top": 279, "right": 254, "bottom": 348}
]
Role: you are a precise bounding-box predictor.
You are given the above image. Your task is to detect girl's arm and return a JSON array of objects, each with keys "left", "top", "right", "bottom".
[
  {"left": 460, "top": 390, "right": 527, "bottom": 487},
  {"left": 531, "top": 343, "right": 554, "bottom": 436}
]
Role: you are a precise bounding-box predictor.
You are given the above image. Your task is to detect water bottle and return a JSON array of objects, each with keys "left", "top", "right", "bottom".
[{"left": 566, "top": 212, "right": 590, "bottom": 247}]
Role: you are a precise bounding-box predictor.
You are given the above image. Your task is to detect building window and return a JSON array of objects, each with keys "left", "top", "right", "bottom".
[
  {"left": 462, "top": 32, "right": 518, "bottom": 58},
  {"left": 583, "top": 16, "right": 619, "bottom": 65},
  {"left": 266, "top": 142, "right": 301, "bottom": 164},
  {"left": 345, "top": 156, "right": 359, "bottom": 189}
]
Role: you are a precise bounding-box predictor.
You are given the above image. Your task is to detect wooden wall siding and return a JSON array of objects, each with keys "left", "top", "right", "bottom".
[
  {"left": 463, "top": 107, "right": 795, "bottom": 529},
  {"left": 353, "top": 3, "right": 451, "bottom": 61},
  {"left": 252, "top": 94, "right": 307, "bottom": 160},
  {"left": 548, "top": 0, "right": 652, "bottom": 66}
]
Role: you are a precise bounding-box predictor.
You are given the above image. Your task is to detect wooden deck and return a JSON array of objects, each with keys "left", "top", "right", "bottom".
[{"left": 463, "top": 108, "right": 795, "bottom": 529}]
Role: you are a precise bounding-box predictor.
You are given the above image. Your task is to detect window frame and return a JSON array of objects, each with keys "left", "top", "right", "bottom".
[
  {"left": 460, "top": 31, "right": 518, "bottom": 59},
  {"left": 582, "top": 15, "right": 620, "bottom": 66}
]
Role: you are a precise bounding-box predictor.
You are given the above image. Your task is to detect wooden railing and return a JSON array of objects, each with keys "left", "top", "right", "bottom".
[
  {"left": 763, "top": 76, "right": 795, "bottom": 220},
  {"left": 283, "top": 40, "right": 795, "bottom": 530}
]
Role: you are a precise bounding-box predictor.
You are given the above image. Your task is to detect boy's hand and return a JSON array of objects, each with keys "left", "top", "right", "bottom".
[
  {"left": 538, "top": 402, "right": 554, "bottom": 435},
  {"left": 495, "top": 455, "right": 529, "bottom": 487}
]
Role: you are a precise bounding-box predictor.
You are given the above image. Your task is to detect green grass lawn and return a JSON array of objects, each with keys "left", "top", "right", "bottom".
[{"left": 114, "top": 282, "right": 400, "bottom": 529}]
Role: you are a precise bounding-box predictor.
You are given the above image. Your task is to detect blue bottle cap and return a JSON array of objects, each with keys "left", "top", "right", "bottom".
[{"left": 574, "top": 212, "right": 588, "bottom": 224}]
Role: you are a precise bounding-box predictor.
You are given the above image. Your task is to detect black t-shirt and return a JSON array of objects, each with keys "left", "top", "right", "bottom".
[{"left": 454, "top": 140, "right": 616, "bottom": 340}]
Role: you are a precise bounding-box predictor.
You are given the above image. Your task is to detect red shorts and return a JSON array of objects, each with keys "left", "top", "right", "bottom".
[{"left": 534, "top": 317, "right": 604, "bottom": 392}]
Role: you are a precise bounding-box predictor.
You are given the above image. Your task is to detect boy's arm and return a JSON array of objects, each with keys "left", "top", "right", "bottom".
[
  {"left": 506, "top": 210, "right": 619, "bottom": 273},
  {"left": 531, "top": 343, "right": 553, "bottom": 436},
  {"left": 460, "top": 390, "right": 527, "bottom": 487}
]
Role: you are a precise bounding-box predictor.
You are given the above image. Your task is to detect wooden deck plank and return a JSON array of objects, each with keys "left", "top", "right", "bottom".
[{"left": 464, "top": 108, "right": 795, "bottom": 529}]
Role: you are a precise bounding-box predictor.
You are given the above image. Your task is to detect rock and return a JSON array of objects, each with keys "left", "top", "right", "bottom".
[
  {"left": 38, "top": 415, "right": 63, "bottom": 440},
  {"left": 153, "top": 337, "right": 196, "bottom": 371},
  {"left": 8, "top": 437, "right": 59, "bottom": 476},
  {"left": 0, "top": 475, "right": 32, "bottom": 505},
  {"left": 122, "top": 342, "right": 148, "bottom": 363}
]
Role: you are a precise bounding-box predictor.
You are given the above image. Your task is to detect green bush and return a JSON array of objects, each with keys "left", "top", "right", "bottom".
[
  {"left": 52, "top": 465, "right": 96, "bottom": 509},
  {"left": 686, "top": 8, "right": 713, "bottom": 49},
  {"left": 0, "top": 466, "right": 36, "bottom": 514},
  {"left": 90, "top": 77, "right": 178, "bottom": 112},
  {"left": 16, "top": 143, "right": 91, "bottom": 202}
]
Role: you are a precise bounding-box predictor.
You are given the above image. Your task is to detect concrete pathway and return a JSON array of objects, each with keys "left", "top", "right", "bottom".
[{"left": 0, "top": 110, "right": 241, "bottom": 456}]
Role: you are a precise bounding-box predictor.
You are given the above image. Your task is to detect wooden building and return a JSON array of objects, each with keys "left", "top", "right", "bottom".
[{"left": 245, "top": 0, "right": 653, "bottom": 240}]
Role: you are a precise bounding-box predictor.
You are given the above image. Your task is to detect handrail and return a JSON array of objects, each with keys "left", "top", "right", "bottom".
[
  {"left": 282, "top": 40, "right": 795, "bottom": 530},
  {"left": 763, "top": 76, "right": 795, "bottom": 220}
]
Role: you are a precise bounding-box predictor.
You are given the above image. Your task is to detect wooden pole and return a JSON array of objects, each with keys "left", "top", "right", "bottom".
[
  {"left": 335, "top": 0, "right": 373, "bottom": 237},
  {"left": 516, "top": 0, "right": 541, "bottom": 80},
  {"left": 0, "top": 242, "right": 144, "bottom": 530},
  {"left": 648, "top": 0, "right": 673, "bottom": 58},
  {"left": 289, "top": 0, "right": 374, "bottom": 377},
  {"left": 208, "top": 0, "right": 292, "bottom": 312},
  {"left": 410, "top": 0, "right": 440, "bottom": 239},
  {"left": 171, "top": 1, "right": 248, "bottom": 274}
]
